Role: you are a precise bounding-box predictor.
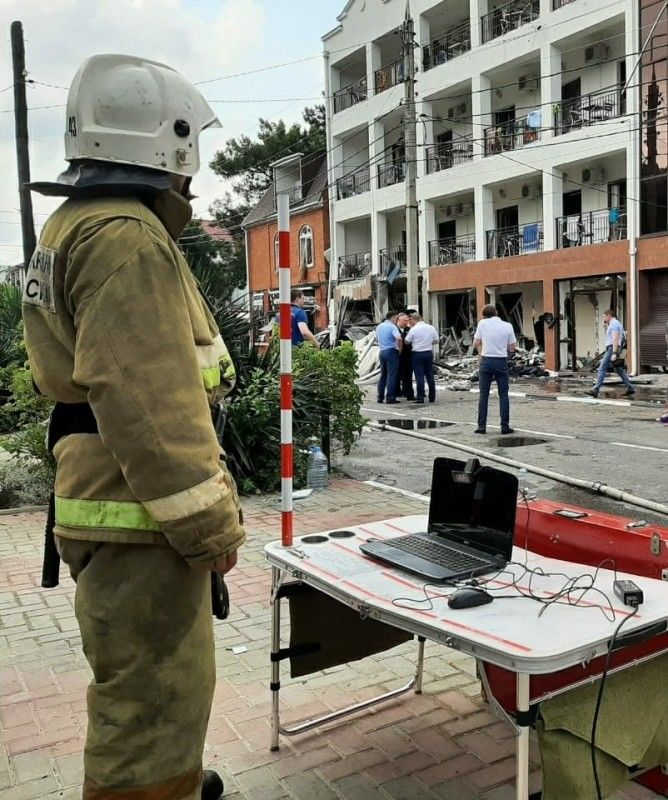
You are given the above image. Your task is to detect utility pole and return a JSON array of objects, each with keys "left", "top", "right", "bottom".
[
  {"left": 11, "top": 20, "right": 36, "bottom": 268},
  {"left": 403, "top": 5, "right": 419, "bottom": 311}
]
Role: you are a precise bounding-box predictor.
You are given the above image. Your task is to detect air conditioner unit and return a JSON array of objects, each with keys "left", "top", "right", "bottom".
[
  {"left": 445, "top": 204, "right": 454, "bottom": 217},
  {"left": 582, "top": 167, "right": 606, "bottom": 183},
  {"left": 447, "top": 106, "right": 455, "bottom": 119},
  {"left": 455, "top": 202, "right": 473, "bottom": 217},
  {"left": 456, "top": 102, "right": 467, "bottom": 114},
  {"left": 585, "top": 43, "right": 609, "bottom": 63},
  {"left": 521, "top": 183, "right": 530, "bottom": 198},
  {"left": 518, "top": 74, "right": 539, "bottom": 92}
]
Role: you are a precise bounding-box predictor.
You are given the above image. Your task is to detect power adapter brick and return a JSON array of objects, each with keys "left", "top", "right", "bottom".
[{"left": 613, "top": 579, "right": 644, "bottom": 607}]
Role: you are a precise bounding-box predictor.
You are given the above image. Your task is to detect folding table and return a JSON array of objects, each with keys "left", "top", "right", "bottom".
[{"left": 266, "top": 514, "right": 668, "bottom": 800}]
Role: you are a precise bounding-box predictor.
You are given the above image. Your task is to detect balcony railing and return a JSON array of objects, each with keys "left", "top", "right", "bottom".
[
  {"left": 333, "top": 77, "right": 368, "bottom": 114},
  {"left": 429, "top": 235, "right": 476, "bottom": 265},
  {"left": 379, "top": 246, "right": 407, "bottom": 277},
  {"left": 484, "top": 119, "right": 540, "bottom": 155},
  {"left": 481, "top": 0, "right": 539, "bottom": 43},
  {"left": 556, "top": 207, "right": 627, "bottom": 248},
  {"left": 426, "top": 137, "right": 474, "bottom": 173},
  {"left": 422, "top": 21, "right": 471, "bottom": 71},
  {"left": 486, "top": 222, "right": 544, "bottom": 259},
  {"left": 338, "top": 252, "right": 372, "bottom": 281},
  {"left": 554, "top": 84, "right": 624, "bottom": 135},
  {"left": 378, "top": 160, "right": 405, "bottom": 188},
  {"left": 553, "top": 0, "right": 577, "bottom": 8},
  {"left": 374, "top": 57, "right": 404, "bottom": 94},
  {"left": 336, "top": 166, "right": 371, "bottom": 200}
]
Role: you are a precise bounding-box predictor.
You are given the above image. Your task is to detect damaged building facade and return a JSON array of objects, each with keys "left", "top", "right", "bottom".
[{"left": 323, "top": 0, "right": 667, "bottom": 372}]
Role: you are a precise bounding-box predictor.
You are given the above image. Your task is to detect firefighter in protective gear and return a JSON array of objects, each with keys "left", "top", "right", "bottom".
[{"left": 22, "top": 55, "right": 245, "bottom": 800}]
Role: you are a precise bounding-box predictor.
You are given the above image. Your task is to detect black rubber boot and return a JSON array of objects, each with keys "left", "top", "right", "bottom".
[{"left": 202, "top": 770, "right": 224, "bottom": 799}]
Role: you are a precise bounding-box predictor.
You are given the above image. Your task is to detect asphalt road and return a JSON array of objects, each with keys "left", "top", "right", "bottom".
[{"left": 334, "top": 381, "right": 668, "bottom": 526}]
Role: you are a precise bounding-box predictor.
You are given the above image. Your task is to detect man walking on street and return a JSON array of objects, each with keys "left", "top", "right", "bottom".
[
  {"left": 395, "top": 312, "right": 415, "bottom": 401},
  {"left": 22, "top": 55, "right": 245, "bottom": 800},
  {"left": 586, "top": 309, "right": 635, "bottom": 398},
  {"left": 406, "top": 313, "right": 439, "bottom": 404},
  {"left": 376, "top": 311, "right": 402, "bottom": 404},
  {"left": 473, "top": 305, "right": 517, "bottom": 434},
  {"left": 291, "top": 289, "right": 320, "bottom": 348}
]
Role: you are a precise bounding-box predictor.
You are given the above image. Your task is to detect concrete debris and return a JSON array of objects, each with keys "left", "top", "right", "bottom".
[
  {"left": 354, "top": 331, "right": 380, "bottom": 379},
  {"left": 449, "top": 380, "right": 473, "bottom": 392}
]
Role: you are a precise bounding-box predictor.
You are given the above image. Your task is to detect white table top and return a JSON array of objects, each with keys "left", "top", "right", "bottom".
[{"left": 265, "top": 515, "right": 668, "bottom": 674}]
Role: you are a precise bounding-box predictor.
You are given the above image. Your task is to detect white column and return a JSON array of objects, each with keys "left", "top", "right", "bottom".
[
  {"left": 540, "top": 43, "right": 561, "bottom": 141},
  {"left": 542, "top": 168, "right": 562, "bottom": 251},
  {"left": 471, "top": 74, "right": 491, "bottom": 160},
  {"left": 418, "top": 100, "right": 434, "bottom": 179},
  {"left": 372, "top": 211, "right": 387, "bottom": 278},
  {"left": 470, "top": 0, "right": 489, "bottom": 49},
  {"left": 333, "top": 221, "right": 346, "bottom": 280},
  {"left": 369, "top": 119, "right": 385, "bottom": 199},
  {"left": 421, "top": 199, "right": 437, "bottom": 270},
  {"left": 539, "top": 0, "right": 551, "bottom": 18},
  {"left": 475, "top": 184, "right": 494, "bottom": 261},
  {"left": 367, "top": 42, "right": 381, "bottom": 97}
]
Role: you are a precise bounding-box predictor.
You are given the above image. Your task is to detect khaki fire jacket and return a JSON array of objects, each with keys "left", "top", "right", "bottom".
[{"left": 22, "top": 191, "right": 245, "bottom": 564}]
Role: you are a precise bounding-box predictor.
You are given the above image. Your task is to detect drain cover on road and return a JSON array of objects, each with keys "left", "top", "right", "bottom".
[
  {"left": 378, "top": 419, "right": 453, "bottom": 430},
  {"left": 495, "top": 436, "right": 548, "bottom": 447}
]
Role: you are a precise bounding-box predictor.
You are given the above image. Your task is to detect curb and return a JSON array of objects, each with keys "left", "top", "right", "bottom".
[
  {"left": 363, "top": 480, "right": 430, "bottom": 502},
  {"left": 0, "top": 504, "right": 48, "bottom": 516}
]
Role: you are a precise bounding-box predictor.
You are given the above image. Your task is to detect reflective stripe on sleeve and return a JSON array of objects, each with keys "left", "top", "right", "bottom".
[
  {"left": 196, "top": 335, "right": 235, "bottom": 390},
  {"left": 143, "top": 470, "right": 231, "bottom": 523},
  {"left": 55, "top": 496, "right": 161, "bottom": 532}
]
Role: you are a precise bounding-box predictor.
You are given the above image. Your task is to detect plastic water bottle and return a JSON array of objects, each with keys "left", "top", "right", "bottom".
[{"left": 306, "top": 445, "right": 329, "bottom": 491}]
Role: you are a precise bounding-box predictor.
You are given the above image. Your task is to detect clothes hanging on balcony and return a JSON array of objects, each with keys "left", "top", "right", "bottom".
[{"left": 526, "top": 110, "right": 541, "bottom": 129}]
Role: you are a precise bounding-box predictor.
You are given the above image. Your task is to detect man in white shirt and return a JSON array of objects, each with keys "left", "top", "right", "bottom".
[
  {"left": 405, "top": 313, "right": 439, "bottom": 403},
  {"left": 472, "top": 305, "right": 517, "bottom": 434}
]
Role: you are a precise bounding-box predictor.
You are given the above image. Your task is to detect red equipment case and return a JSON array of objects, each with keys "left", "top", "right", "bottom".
[{"left": 481, "top": 499, "right": 668, "bottom": 795}]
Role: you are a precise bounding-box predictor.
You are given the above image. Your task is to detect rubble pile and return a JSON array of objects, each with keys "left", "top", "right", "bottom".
[{"left": 353, "top": 331, "right": 380, "bottom": 382}]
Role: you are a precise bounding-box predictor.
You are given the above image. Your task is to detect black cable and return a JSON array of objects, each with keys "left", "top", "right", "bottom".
[{"left": 590, "top": 602, "right": 640, "bottom": 800}]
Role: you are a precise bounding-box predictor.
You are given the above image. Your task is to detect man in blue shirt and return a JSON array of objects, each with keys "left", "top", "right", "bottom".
[
  {"left": 291, "top": 290, "right": 320, "bottom": 348},
  {"left": 376, "top": 312, "right": 402, "bottom": 403},
  {"left": 586, "top": 309, "right": 635, "bottom": 398}
]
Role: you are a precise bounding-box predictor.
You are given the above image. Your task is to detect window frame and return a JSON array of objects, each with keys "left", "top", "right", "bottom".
[{"left": 299, "top": 225, "right": 315, "bottom": 270}]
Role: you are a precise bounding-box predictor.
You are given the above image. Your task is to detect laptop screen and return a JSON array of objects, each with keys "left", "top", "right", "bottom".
[{"left": 427, "top": 457, "right": 518, "bottom": 561}]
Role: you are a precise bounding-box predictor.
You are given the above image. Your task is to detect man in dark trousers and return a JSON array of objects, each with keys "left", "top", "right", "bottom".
[
  {"left": 473, "top": 304, "right": 517, "bottom": 433},
  {"left": 395, "top": 312, "right": 415, "bottom": 401}
]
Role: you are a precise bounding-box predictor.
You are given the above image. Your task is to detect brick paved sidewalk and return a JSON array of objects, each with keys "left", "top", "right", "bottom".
[{"left": 0, "top": 479, "right": 659, "bottom": 800}]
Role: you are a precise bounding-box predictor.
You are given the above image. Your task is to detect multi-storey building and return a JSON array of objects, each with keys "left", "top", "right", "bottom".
[
  {"left": 243, "top": 152, "right": 329, "bottom": 332},
  {"left": 323, "top": 0, "right": 667, "bottom": 372}
]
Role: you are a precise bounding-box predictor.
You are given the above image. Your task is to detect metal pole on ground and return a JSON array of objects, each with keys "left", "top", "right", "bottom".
[{"left": 277, "top": 194, "right": 293, "bottom": 547}]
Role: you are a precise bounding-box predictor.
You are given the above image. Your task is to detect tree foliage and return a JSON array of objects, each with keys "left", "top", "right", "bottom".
[
  {"left": 180, "top": 219, "right": 246, "bottom": 307},
  {"left": 208, "top": 105, "right": 326, "bottom": 237},
  {"left": 0, "top": 283, "right": 26, "bottom": 368}
]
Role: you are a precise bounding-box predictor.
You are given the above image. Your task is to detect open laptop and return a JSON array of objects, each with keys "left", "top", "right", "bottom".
[{"left": 360, "top": 457, "right": 518, "bottom": 582}]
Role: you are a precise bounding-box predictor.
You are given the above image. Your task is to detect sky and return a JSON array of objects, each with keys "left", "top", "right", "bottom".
[{"left": 0, "top": 0, "right": 343, "bottom": 266}]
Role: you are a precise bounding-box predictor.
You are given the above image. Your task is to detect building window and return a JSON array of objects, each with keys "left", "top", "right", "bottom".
[
  {"left": 299, "top": 225, "right": 314, "bottom": 269},
  {"left": 273, "top": 232, "right": 280, "bottom": 271}
]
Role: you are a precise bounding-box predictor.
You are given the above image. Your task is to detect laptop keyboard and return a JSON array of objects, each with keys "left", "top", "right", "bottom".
[{"left": 388, "top": 535, "right": 489, "bottom": 573}]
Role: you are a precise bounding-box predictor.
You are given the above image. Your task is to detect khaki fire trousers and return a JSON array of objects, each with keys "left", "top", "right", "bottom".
[{"left": 57, "top": 537, "right": 215, "bottom": 800}]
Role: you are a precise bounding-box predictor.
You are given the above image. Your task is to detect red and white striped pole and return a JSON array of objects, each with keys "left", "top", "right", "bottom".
[{"left": 277, "top": 194, "right": 293, "bottom": 547}]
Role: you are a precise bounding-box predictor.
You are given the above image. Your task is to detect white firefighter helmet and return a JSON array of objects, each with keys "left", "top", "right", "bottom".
[{"left": 64, "top": 54, "right": 221, "bottom": 177}]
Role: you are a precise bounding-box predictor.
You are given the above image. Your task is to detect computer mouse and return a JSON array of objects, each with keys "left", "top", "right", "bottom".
[{"left": 448, "top": 588, "right": 494, "bottom": 609}]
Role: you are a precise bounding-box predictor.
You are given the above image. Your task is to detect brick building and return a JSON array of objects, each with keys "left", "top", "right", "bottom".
[
  {"left": 243, "top": 152, "right": 330, "bottom": 332},
  {"left": 323, "top": 0, "right": 667, "bottom": 372}
]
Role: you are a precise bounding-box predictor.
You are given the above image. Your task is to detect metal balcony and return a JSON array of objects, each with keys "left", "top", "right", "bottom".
[
  {"left": 486, "top": 222, "right": 544, "bottom": 258},
  {"left": 553, "top": 0, "right": 577, "bottom": 8},
  {"left": 333, "top": 77, "right": 368, "bottom": 114},
  {"left": 484, "top": 118, "right": 540, "bottom": 155},
  {"left": 337, "top": 252, "right": 372, "bottom": 281},
  {"left": 428, "top": 235, "right": 476, "bottom": 265},
  {"left": 556, "top": 207, "right": 627, "bottom": 248},
  {"left": 426, "top": 138, "right": 474, "bottom": 173},
  {"left": 481, "top": 0, "right": 539, "bottom": 43},
  {"left": 377, "top": 161, "right": 405, "bottom": 188},
  {"left": 374, "top": 57, "right": 405, "bottom": 94},
  {"left": 379, "top": 245, "right": 407, "bottom": 277},
  {"left": 336, "top": 167, "right": 371, "bottom": 200},
  {"left": 554, "top": 84, "right": 624, "bottom": 135},
  {"left": 422, "top": 21, "right": 471, "bottom": 71}
]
